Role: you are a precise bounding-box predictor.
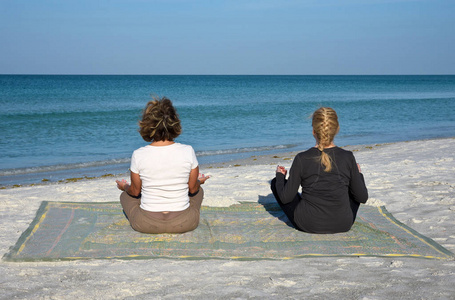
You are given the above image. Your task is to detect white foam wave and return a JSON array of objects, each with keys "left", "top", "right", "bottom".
[
  {"left": 0, "top": 144, "right": 298, "bottom": 177},
  {"left": 0, "top": 158, "right": 131, "bottom": 176},
  {"left": 195, "top": 144, "right": 297, "bottom": 157}
]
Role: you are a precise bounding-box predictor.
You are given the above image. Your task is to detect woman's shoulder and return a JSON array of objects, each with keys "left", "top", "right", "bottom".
[
  {"left": 295, "top": 147, "right": 319, "bottom": 160},
  {"left": 298, "top": 146, "right": 353, "bottom": 156},
  {"left": 173, "top": 142, "right": 195, "bottom": 150},
  {"left": 299, "top": 147, "right": 319, "bottom": 155},
  {"left": 134, "top": 143, "right": 193, "bottom": 151},
  {"left": 297, "top": 147, "right": 355, "bottom": 160},
  {"left": 170, "top": 143, "right": 197, "bottom": 156},
  {"left": 133, "top": 145, "right": 152, "bottom": 154},
  {"left": 333, "top": 146, "right": 355, "bottom": 156},
  {"left": 330, "top": 147, "right": 357, "bottom": 163}
]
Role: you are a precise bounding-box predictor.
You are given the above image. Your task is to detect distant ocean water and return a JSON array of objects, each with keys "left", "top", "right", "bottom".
[{"left": 1, "top": 75, "right": 455, "bottom": 186}]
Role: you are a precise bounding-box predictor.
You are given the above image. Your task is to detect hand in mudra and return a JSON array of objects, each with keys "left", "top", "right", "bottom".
[
  {"left": 198, "top": 173, "right": 210, "bottom": 184},
  {"left": 276, "top": 165, "right": 287, "bottom": 176}
]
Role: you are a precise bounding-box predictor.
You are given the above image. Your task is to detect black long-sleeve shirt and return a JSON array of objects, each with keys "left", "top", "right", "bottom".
[{"left": 275, "top": 147, "right": 368, "bottom": 233}]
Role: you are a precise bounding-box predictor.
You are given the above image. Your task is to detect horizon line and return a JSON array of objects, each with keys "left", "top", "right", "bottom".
[{"left": 1, "top": 73, "right": 454, "bottom": 76}]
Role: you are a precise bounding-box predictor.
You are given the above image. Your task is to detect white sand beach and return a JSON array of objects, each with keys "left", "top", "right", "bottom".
[{"left": 1, "top": 138, "right": 454, "bottom": 299}]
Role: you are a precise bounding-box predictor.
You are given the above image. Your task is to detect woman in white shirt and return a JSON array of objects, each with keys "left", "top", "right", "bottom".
[{"left": 116, "top": 97, "right": 209, "bottom": 233}]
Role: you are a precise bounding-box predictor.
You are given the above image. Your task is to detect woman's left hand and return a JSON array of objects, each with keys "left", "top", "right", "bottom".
[{"left": 198, "top": 173, "right": 211, "bottom": 184}]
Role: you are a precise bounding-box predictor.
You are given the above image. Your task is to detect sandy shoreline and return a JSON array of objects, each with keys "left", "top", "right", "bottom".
[{"left": 1, "top": 138, "right": 454, "bottom": 299}]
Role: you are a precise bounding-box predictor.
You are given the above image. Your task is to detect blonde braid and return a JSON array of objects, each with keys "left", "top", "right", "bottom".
[{"left": 312, "top": 107, "right": 339, "bottom": 172}]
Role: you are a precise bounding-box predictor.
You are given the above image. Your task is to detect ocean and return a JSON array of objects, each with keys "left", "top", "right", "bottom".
[{"left": 1, "top": 75, "right": 455, "bottom": 186}]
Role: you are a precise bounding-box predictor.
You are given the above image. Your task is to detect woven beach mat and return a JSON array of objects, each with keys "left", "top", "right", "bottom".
[{"left": 3, "top": 201, "right": 454, "bottom": 261}]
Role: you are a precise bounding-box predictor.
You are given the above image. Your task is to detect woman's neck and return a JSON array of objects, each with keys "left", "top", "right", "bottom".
[{"left": 150, "top": 140, "right": 175, "bottom": 146}]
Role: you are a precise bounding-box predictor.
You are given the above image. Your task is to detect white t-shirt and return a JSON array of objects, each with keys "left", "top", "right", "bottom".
[{"left": 130, "top": 143, "right": 199, "bottom": 212}]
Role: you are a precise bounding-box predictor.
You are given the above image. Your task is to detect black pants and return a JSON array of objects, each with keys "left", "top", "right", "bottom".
[
  {"left": 270, "top": 178, "right": 361, "bottom": 230},
  {"left": 270, "top": 178, "right": 301, "bottom": 229}
]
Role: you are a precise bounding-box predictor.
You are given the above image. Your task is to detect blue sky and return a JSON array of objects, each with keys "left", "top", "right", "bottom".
[{"left": 1, "top": 0, "right": 454, "bottom": 74}]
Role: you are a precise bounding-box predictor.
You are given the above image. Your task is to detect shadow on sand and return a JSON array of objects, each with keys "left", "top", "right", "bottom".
[{"left": 257, "top": 193, "right": 295, "bottom": 229}]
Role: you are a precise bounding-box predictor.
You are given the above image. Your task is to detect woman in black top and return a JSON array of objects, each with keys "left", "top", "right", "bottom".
[{"left": 271, "top": 107, "right": 368, "bottom": 233}]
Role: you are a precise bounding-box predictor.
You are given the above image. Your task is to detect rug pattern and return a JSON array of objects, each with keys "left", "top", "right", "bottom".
[{"left": 3, "top": 201, "right": 454, "bottom": 261}]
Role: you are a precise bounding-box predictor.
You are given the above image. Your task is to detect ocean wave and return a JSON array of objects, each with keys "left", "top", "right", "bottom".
[
  {"left": 0, "top": 158, "right": 131, "bottom": 176},
  {"left": 0, "top": 107, "right": 142, "bottom": 118},
  {"left": 195, "top": 144, "right": 298, "bottom": 157},
  {"left": 0, "top": 144, "right": 298, "bottom": 177}
]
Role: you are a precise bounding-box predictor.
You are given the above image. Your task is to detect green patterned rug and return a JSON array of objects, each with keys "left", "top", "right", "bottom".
[{"left": 3, "top": 201, "right": 453, "bottom": 261}]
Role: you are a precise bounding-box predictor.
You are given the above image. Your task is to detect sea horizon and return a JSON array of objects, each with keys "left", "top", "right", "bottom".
[{"left": 2, "top": 74, "right": 455, "bottom": 76}]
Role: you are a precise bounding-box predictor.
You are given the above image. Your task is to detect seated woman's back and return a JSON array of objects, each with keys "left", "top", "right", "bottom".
[
  {"left": 272, "top": 107, "right": 368, "bottom": 234},
  {"left": 131, "top": 143, "right": 198, "bottom": 212},
  {"left": 290, "top": 147, "right": 368, "bottom": 233}
]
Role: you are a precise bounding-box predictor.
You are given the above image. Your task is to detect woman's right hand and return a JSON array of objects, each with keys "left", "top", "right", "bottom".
[{"left": 276, "top": 165, "right": 287, "bottom": 176}]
